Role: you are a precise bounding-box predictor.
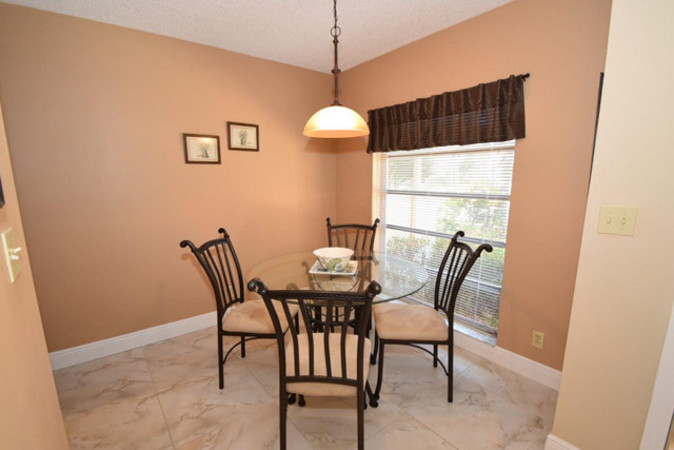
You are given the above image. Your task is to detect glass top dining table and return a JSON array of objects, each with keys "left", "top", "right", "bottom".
[{"left": 246, "top": 251, "right": 428, "bottom": 303}]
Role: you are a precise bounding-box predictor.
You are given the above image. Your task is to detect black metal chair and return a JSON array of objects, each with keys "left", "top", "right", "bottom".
[
  {"left": 371, "top": 231, "right": 492, "bottom": 404},
  {"left": 326, "top": 217, "right": 380, "bottom": 253},
  {"left": 180, "top": 228, "right": 299, "bottom": 390},
  {"left": 247, "top": 278, "right": 381, "bottom": 450},
  {"left": 322, "top": 217, "right": 379, "bottom": 332}
]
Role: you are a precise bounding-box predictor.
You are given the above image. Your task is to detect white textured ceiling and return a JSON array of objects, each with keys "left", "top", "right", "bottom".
[{"left": 4, "top": 0, "right": 512, "bottom": 73}]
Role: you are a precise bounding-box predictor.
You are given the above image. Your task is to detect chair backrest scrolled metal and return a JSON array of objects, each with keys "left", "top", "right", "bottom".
[
  {"left": 326, "top": 217, "right": 380, "bottom": 253},
  {"left": 434, "top": 231, "right": 493, "bottom": 319},
  {"left": 248, "top": 279, "right": 381, "bottom": 389},
  {"left": 180, "top": 228, "right": 244, "bottom": 316}
]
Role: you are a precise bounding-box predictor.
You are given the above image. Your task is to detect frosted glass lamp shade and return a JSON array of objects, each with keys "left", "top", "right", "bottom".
[{"left": 303, "top": 105, "right": 370, "bottom": 138}]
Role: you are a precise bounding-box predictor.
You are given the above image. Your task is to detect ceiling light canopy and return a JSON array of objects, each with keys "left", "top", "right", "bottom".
[{"left": 303, "top": 0, "right": 369, "bottom": 139}]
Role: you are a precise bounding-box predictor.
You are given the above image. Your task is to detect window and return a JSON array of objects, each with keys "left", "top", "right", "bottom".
[{"left": 373, "top": 140, "right": 515, "bottom": 335}]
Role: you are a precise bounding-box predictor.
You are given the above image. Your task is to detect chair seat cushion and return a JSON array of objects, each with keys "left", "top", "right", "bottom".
[
  {"left": 373, "top": 301, "right": 449, "bottom": 341},
  {"left": 222, "top": 299, "right": 298, "bottom": 334},
  {"left": 286, "top": 333, "right": 371, "bottom": 397}
]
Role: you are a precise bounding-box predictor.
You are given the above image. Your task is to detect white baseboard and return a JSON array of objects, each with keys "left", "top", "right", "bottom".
[
  {"left": 49, "top": 311, "right": 216, "bottom": 370},
  {"left": 454, "top": 332, "right": 562, "bottom": 391},
  {"left": 545, "top": 434, "right": 580, "bottom": 450},
  {"left": 49, "top": 310, "right": 561, "bottom": 393}
]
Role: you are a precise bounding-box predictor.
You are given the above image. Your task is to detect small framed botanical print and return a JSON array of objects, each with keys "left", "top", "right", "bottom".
[
  {"left": 227, "top": 122, "right": 259, "bottom": 151},
  {"left": 183, "top": 134, "right": 221, "bottom": 164}
]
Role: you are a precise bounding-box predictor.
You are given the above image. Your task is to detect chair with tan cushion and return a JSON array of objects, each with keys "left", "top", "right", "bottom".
[
  {"left": 248, "top": 278, "right": 381, "bottom": 450},
  {"left": 371, "top": 231, "right": 492, "bottom": 404},
  {"left": 180, "top": 228, "right": 298, "bottom": 390}
]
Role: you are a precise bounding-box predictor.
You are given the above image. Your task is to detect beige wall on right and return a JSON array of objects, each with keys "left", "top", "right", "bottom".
[
  {"left": 335, "top": 0, "right": 612, "bottom": 369},
  {"left": 551, "top": 0, "right": 674, "bottom": 448}
]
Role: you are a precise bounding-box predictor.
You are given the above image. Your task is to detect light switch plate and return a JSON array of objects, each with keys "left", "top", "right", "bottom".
[
  {"left": 532, "top": 330, "right": 544, "bottom": 349},
  {"left": 597, "top": 206, "right": 637, "bottom": 236},
  {"left": 1, "top": 227, "right": 22, "bottom": 283}
]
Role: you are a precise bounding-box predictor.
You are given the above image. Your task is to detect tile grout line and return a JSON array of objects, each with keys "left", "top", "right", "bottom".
[
  {"left": 54, "top": 327, "right": 554, "bottom": 449},
  {"left": 366, "top": 348, "right": 471, "bottom": 449},
  {"left": 447, "top": 370, "right": 552, "bottom": 448},
  {"left": 457, "top": 360, "right": 556, "bottom": 415},
  {"left": 401, "top": 394, "right": 465, "bottom": 450},
  {"left": 370, "top": 350, "right": 535, "bottom": 450},
  {"left": 369, "top": 389, "right": 462, "bottom": 449},
  {"left": 444, "top": 345, "right": 556, "bottom": 419},
  {"left": 140, "top": 346, "right": 178, "bottom": 449},
  {"left": 373, "top": 410, "right": 460, "bottom": 449},
  {"left": 240, "top": 345, "right": 322, "bottom": 449}
]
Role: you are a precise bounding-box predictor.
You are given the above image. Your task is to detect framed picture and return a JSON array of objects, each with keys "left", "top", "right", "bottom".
[
  {"left": 183, "top": 134, "right": 221, "bottom": 164},
  {"left": 0, "top": 175, "right": 4, "bottom": 208},
  {"left": 227, "top": 122, "right": 259, "bottom": 151}
]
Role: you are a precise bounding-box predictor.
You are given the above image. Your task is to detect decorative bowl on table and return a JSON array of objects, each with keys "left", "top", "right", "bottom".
[{"left": 313, "top": 247, "right": 354, "bottom": 272}]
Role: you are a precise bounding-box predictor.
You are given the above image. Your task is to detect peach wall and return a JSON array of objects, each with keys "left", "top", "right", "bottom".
[
  {"left": 0, "top": 102, "right": 68, "bottom": 447},
  {"left": 551, "top": 0, "right": 674, "bottom": 447},
  {"left": 336, "top": 0, "right": 612, "bottom": 369},
  {"left": 0, "top": 4, "right": 335, "bottom": 351}
]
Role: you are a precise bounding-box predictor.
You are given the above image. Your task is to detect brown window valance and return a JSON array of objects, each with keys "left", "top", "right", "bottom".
[{"left": 366, "top": 74, "right": 527, "bottom": 153}]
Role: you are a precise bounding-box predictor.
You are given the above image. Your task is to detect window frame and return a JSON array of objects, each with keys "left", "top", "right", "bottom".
[{"left": 373, "top": 140, "right": 515, "bottom": 335}]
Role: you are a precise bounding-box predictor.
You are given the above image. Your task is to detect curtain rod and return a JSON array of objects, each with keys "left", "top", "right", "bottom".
[{"left": 521, "top": 73, "right": 530, "bottom": 80}]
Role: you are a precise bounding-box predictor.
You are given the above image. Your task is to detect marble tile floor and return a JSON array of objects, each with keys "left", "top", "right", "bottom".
[{"left": 53, "top": 327, "right": 557, "bottom": 449}]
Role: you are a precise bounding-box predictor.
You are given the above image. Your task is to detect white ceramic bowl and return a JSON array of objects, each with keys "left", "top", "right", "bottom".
[{"left": 313, "top": 247, "right": 354, "bottom": 272}]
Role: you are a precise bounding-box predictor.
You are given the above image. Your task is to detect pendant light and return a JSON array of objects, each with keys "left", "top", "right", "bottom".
[{"left": 303, "top": 0, "right": 369, "bottom": 138}]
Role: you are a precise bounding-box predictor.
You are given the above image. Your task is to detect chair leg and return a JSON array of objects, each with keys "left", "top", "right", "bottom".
[
  {"left": 447, "top": 343, "right": 454, "bottom": 403},
  {"left": 217, "top": 328, "right": 224, "bottom": 390},
  {"left": 357, "top": 387, "right": 365, "bottom": 450},
  {"left": 433, "top": 344, "right": 438, "bottom": 368},
  {"left": 240, "top": 336, "right": 246, "bottom": 358},
  {"left": 280, "top": 387, "right": 288, "bottom": 450},
  {"left": 298, "top": 394, "right": 306, "bottom": 407},
  {"left": 366, "top": 381, "right": 378, "bottom": 408},
  {"left": 370, "top": 330, "right": 379, "bottom": 365},
  {"left": 373, "top": 341, "right": 385, "bottom": 401}
]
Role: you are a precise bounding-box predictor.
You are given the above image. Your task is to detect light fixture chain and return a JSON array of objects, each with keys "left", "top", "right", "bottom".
[
  {"left": 331, "top": 0, "right": 341, "bottom": 37},
  {"left": 331, "top": 0, "right": 342, "bottom": 106},
  {"left": 302, "top": 0, "right": 369, "bottom": 137}
]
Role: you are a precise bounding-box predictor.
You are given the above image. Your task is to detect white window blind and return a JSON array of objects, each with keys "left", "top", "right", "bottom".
[{"left": 373, "top": 141, "right": 515, "bottom": 334}]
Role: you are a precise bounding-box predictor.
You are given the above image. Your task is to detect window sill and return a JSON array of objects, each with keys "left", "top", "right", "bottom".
[{"left": 454, "top": 321, "right": 496, "bottom": 346}]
